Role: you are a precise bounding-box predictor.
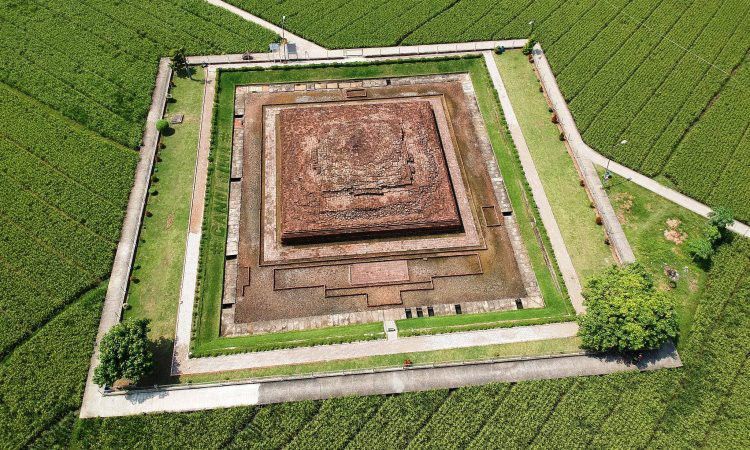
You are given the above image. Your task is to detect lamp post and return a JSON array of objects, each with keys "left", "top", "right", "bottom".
[
  {"left": 529, "top": 20, "right": 535, "bottom": 35},
  {"left": 604, "top": 140, "right": 627, "bottom": 184},
  {"left": 281, "top": 15, "right": 287, "bottom": 61}
]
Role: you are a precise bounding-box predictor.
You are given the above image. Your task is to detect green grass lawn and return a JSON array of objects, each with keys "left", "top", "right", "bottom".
[
  {"left": 603, "top": 171, "right": 709, "bottom": 347},
  {"left": 194, "top": 322, "right": 385, "bottom": 356},
  {"left": 180, "top": 336, "right": 582, "bottom": 384},
  {"left": 124, "top": 68, "right": 205, "bottom": 379},
  {"left": 191, "top": 57, "right": 575, "bottom": 351},
  {"left": 496, "top": 51, "right": 614, "bottom": 281}
]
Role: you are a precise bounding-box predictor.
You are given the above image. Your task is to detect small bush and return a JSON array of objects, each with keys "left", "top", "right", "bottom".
[{"left": 155, "top": 119, "right": 170, "bottom": 133}]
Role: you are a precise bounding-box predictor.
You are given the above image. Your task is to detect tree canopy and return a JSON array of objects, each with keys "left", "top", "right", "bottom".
[
  {"left": 578, "top": 263, "right": 678, "bottom": 353},
  {"left": 93, "top": 319, "right": 153, "bottom": 388}
]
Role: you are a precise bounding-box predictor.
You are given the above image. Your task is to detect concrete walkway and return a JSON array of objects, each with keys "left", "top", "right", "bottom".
[
  {"left": 205, "top": 0, "right": 325, "bottom": 56},
  {"left": 532, "top": 44, "right": 749, "bottom": 238},
  {"left": 532, "top": 45, "right": 636, "bottom": 264},
  {"left": 80, "top": 58, "right": 173, "bottom": 415},
  {"left": 176, "top": 322, "right": 579, "bottom": 375},
  {"left": 80, "top": 341, "right": 681, "bottom": 418},
  {"left": 484, "top": 52, "right": 585, "bottom": 313},
  {"left": 186, "top": 40, "right": 526, "bottom": 65}
]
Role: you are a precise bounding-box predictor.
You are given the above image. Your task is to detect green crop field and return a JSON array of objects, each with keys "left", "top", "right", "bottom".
[
  {"left": 0, "top": 1, "right": 275, "bottom": 447},
  {"left": 1, "top": 0, "right": 749, "bottom": 448},
  {"left": 227, "top": 0, "right": 750, "bottom": 223}
]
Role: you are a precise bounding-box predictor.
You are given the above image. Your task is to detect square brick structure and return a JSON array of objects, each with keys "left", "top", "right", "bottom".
[
  {"left": 221, "top": 73, "right": 543, "bottom": 336},
  {"left": 278, "top": 100, "right": 462, "bottom": 244}
]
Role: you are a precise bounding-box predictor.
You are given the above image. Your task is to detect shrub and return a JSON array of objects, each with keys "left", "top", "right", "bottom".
[
  {"left": 93, "top": 319, "right": 153, "bottom": 388},
  {"left": 687, "top": 236, "right": 715, "bottom": 261},
  {"left": 155, "top": 119, "right": 170, "bottom": 133},
  {"left": 578, "top": 263, "right": 678, "bottom": 352},
  {"left": 708, "top": 206, "right": 734, "bottom": 231}
]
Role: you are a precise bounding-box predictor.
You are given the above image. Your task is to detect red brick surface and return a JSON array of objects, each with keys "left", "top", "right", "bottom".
[{"left": 278, "top": 100, "right": 462, "bottom": 244}]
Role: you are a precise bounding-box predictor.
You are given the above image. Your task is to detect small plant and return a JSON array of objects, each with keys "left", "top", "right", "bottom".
[
  {"left": 687, "top": 207, "right": 734, "bottom": 262},
  {"left": 522, "top": 38, "right": 537, "bottom": 55},
  {"left": 595, "top": 215, "right": 603, "bottom": 225},
  {"left": 551, "top": 112, "right": 558, "bottom": 123},
  {"left": 155, "top": 119, "right": 170, "bottom": 133},
  {"left": 494, "top": 45, "right": 505, "bottom": 55},
  {"left": 559, "top": 132, "right": 566, "bottom": 141}
]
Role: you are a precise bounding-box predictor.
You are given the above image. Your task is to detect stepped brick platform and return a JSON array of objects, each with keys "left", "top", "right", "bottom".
[{"left": 221, "top": 73, "right": 542, "bottom": 336}]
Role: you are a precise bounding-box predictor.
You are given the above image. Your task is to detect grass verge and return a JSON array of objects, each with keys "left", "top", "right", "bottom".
[
  {"left": 124, "top": 68, "right": 205, "bottom": 380},
  {"left": 496, "top": 51, "right": 615, "bottom": 281},
  {"left": 603, "top": 171, "right": 710, "bottom": 347},
  {"left": 180, "top": 336, "right": 582, "bottom": 383}
]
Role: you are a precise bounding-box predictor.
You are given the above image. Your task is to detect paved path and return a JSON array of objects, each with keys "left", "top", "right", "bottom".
[
  {"left": 532, "top": 45, "right": 636, "bottom": 264},
  {"left": 484, "top": 52, "right": 585, "bottom": 313},
  {"left": 186, "top": 40, "right": 526, "bottom": 65},
  {"left": 80, "top": 58, "right": 173, "bottom": 415},
  {"left": 205, "top": 0, "right": 325, "bottom": 56},
  {"left": 81, "top": 341, "right": 681, "bottom": 418},
  {"left": 532, "top": 44, "right": 749, "bottom": 238},
  {"left": 176, "top": 322, "right": 579, "bottom": 375}
]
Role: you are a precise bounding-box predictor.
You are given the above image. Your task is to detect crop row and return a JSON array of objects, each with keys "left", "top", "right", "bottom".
[
  {"left": 324, "top": 0, "right": 458, "bottom": 48},
  {"left": 0, "top": 138, "right": 125, "bottom": 241},
  {"left": 650, "top": 242, "right": 750, "bottom": 447},
  {"left": 0, "top": 84, "right": 138, "bottom": 205},
  {"left": 0, "top": 286, "right": 104, "bottom": 449},
  {"left": 2, "top": 4, "right": 155, "bottom": 97},
  {"left": 555, "top": 0, "right": 670, "bottom": 101},
  {"left": 407, "top": 384, "right": 510, "bottom": 449},
  {"left": 227, "top": 401, "right": 319, "bottom": 449},
  {"left": 530, "top": 374, "right": 630, "bottom": 448},
  {"left": 347, "top": 391, "right": 450, "bottom": 449},
  {"left": 663, "top": 60, "right": 750, "bottom": 210},
  {"left": 0, "top": 259, "right": 61, "bottom": 357},
  {"left": 0, "top": 218, "right": 91, "bottom": 299},
  {"left": 580, "top": 0, "right": 732, "bottom": 148},
  {"left": 570, "top": 0, "right": 707, "bottom": 134},
  {"left": 489, "top": 0, "right": 568, "bottom": 42},
  {"left": 285, "top": 396, "right": 382, "bottom": 449},
  {"left": 614, "top": 4, "right": 750, "bottom": 171},
  {"left": 543, "top": 0, "right": 631, "bottom": 77},
  {"left": 0, "top": 178, "right": 115, "bottom": 275},
  {"left": 468, "top": 378, "right": 575, "bottom": 448}
]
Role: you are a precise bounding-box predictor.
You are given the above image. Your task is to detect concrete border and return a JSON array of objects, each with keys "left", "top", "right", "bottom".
[
  {"left": 80, "top": 341, "right": 681, "bottom": 418},
  {"left": 80, "top": 58, "right": 173, "bottom": 413}
]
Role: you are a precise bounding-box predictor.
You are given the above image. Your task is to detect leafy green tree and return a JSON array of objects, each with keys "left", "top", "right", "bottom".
[
  {"left": 578, "top": 263, "right": 678, "bottom": 353},
  {"left": 94, "top": 319, "right": 153, "bottom": 388},
  {"left": 708, "top": 207, "right": 734, "bottom": 231},
  {"left": 686, "top": 235, "right": 715, "bottom": 261},
  {"left": 688, "top": 207, "right": 733, "bottom": 262},
  {"left": 169, "top": 47, "right": 190, "bottom": 78}
]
